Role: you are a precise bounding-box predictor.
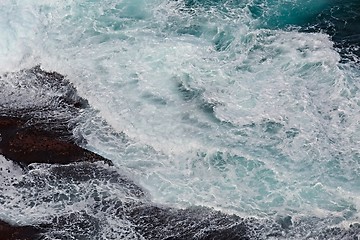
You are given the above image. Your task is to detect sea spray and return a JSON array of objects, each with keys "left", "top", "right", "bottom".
[{"left": 0, "top": 0, "right": 359, "bottom": 238}]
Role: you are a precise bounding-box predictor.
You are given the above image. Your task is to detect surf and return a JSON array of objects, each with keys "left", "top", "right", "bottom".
[{"left": 0, "top": 0, "right": 359, "bottom": 238}]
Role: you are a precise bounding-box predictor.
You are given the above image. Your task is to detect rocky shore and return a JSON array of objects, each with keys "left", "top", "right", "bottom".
[
  {"left": 0, "top": 66, "right": 257, "bottom": 239},
  {"left": 0, "top": 66, "right": 358, "bottom": 239}
]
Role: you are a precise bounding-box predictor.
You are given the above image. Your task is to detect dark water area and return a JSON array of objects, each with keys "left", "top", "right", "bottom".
[
  {"left": 258, "top": 0, "right": 360, "bottom": 62},
  {"left": 175, "top": 0, "right": 360, "bottom": 61},
  {"left": 301, "top": 0, "right": 360, "bottom": 62},
  {"left": 248, "top": 0, "right": 360, "bottom": 62}
]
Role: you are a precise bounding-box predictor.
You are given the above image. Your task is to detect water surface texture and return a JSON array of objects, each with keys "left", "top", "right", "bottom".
[{"left": 0, "top": 0, "right": 360, "bottom": 238}]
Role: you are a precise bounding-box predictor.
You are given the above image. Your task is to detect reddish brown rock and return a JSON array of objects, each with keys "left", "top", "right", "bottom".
[
  {"left": 0, "top": 220, "right": 43, "bottom": 240},
  {"left": 0, "top": 116, "right": 111, "bottom": 166}
]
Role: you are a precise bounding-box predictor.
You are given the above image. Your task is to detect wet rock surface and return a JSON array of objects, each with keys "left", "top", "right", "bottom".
[
  {"left": 0, "top": 220, "right": 44, "bottom": 240},
  {"left": 0, "top": 118, "right": 111, "bottom": 166},
  {"left": 0, "top": 66, "right": 114, "bottom": 239},
  {"left": 127, "top": 205, "right": 251, "bottom": 240},
  {"left": 0, "top": 67, "right": 359, "bottom": 239},
  {"left": 0, "top": 66, "right": 109, "bottom": 166}
]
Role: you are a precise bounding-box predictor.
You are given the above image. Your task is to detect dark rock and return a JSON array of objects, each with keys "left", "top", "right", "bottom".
[
  {"left": 127, "top": 205, "right": 252, "bottom": 239},
  {"left": 0, "top": 220, "right": 44, "bottom": 240},
  {"left": 276, "top": 215, "right": 292, "bottom": 230},
  {"left": 23, "top": 65, "right": 89, "bottom": 110},
  {"left": 48, "top": 211, "right": 101, "bottom": 240},
  {"left": 49, "top": 162, "right": 145, "bottom": 198},
  {"left": 199, "top": 224, "right": 250, "bottom": 240},
  {"left": 0, "top": 66, "right": 112, "bottom": 166},
  {"left": 0, "top": 116, "right": 112, "bottom": 166}
]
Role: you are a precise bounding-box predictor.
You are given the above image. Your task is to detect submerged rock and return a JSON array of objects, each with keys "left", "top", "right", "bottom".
[{"left": 127, "top": 205, "right": 251, "bottom": 240}]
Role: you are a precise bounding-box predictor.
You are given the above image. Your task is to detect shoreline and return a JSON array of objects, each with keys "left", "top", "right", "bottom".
[{"left": 0, "top": 66, "right": 358, "bottom": 239}]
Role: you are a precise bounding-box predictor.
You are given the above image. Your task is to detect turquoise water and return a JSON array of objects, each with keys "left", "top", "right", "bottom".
[{"left": 0, "top": 0, "right": 360, "bottom": 237}]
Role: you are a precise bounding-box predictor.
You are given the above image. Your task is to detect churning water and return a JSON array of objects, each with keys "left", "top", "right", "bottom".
[{"left": 0, "top": 0, "right": 360, "bottom": 238}]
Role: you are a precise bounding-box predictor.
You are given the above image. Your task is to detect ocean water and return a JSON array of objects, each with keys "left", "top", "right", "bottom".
[{"left": 0, "top": 0, "right": 360, "bottom": 238}]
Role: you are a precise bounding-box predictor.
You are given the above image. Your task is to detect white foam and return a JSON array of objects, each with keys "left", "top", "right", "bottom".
[{"left": 0, "top": 0, "right": 359, "bottom": 228}]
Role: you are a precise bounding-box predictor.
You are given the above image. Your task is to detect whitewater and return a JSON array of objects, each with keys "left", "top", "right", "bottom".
[{"left": 0, "top": 0, "right": 360, "bottom": 238}]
